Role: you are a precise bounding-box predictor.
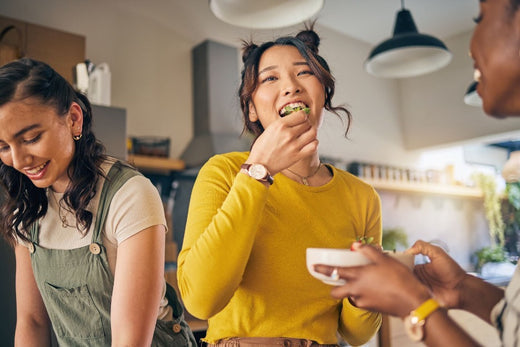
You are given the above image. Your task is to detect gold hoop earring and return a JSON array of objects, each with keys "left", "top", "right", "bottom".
[{"left": 73, "top": 134, "right": 82, "bottom": 141}]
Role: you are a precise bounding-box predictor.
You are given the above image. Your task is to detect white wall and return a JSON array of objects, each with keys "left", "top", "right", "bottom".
[
  {"left": 0, "top": 0, "right": 502, "bottom": 268},
  {"left": 1, "top": 0, "right": 194, "bottom": 160},
  {"left": 380, "top": 192, "right": 489, "bottom": 270}
]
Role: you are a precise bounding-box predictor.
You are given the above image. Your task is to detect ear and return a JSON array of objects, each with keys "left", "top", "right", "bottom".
[
  {"left": 68, "top": 102, "right": 84, "bottom": 137},
  {"left": 248, "top": 103, "right": 258, "bottom": 122}
]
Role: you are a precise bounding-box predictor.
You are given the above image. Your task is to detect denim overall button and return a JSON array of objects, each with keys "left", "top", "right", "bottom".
[
  {"left": 28, "top": 243, "right": 35, "bottom": 254},
  {"left": 172, "top": 323, "right": 182, "bottom": 333},
  {"left": 89, "top": 243, "right": 101, "bottom": 255}
]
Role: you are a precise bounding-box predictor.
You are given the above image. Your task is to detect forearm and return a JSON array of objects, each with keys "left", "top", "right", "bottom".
[
  {"left": 422, "top": 308, "right": 480, "bottom": 347},
  {"left": 458, "top": 273, "right": 504, "bottom": 323},
  {"left": 339, "top": 301, "right": 382, "bottom": 346},
  {"left": 111, "top": 227, "right": 165, "bottom": 346},
  {"left": 15, "top": 319, "right": 52, "bottom": 347}
]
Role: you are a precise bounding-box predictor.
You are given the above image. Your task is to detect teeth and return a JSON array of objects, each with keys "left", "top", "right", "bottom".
[
  {"left": 473, "top": 69, "right": 481, "bottom": 83},
  {"left": 26, "top": 162, "right": 47, "bottom": 175},
  {"left": 279, "top": 102, "right": 308, "bottom": 115}
]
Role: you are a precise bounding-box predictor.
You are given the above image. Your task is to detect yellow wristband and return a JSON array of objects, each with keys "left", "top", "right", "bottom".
[
  {"left": 410, "top": 298, "right": 440, "bottom": 324},
  {"left": 403, "top": 298, "right": 441, "bottom": 342}
]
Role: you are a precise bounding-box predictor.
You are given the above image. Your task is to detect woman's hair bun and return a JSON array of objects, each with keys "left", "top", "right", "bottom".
[
  {"left": 241, "top": 40, "right": 258, "bottom": 63},
  {"left": 296, "top": 29, "right": 320, "bottom": 54}
]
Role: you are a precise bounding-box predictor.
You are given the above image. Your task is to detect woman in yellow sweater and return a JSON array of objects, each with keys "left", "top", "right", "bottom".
[{"left": 177, "top": 27, "right": 382, "bottom": 346}]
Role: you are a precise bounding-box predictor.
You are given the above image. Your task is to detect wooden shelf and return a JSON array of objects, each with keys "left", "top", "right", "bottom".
[
  {"left": 128, "top": 154, "right": 185, "bottom": 172},
  {"left": 362, "top": 178, "right": 483, "bottom": 198}
]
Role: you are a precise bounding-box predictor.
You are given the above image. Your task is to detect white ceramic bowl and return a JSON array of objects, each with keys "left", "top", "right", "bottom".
[
  {"left": 306, "top": 248, "right": 371, "bottom": 285},
  {"left": 384, "top": 250, "right": 415, "bottom": 270}
]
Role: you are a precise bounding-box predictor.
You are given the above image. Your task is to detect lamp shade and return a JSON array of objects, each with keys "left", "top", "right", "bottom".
[
  {"left": 365, "top": 9, "right": 452, "bottom": 78},
  {"left": 209, "top": 0, "right": 324, "bottom": 29},
  {"left": 464, "top": 81, "right": 482, "bottom": 107},
  {"left": 503, "top": 150, "right": 520, "bottom": 183}
]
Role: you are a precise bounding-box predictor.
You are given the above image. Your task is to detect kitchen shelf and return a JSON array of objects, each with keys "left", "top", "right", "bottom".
[
  {"left": 128, "top": 154, "right": 185, "bottom": 172},
  {"left": 362, "top": 179, "right": 483, "bottom": 198}
]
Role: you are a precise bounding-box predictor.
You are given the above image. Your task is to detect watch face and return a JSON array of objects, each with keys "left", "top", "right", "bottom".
[
  {"left": 403, "top": 316, "right": 425, "bottom": 342},
  {"left": 249, "top": 164, "right": 267, "bottom": 180}
]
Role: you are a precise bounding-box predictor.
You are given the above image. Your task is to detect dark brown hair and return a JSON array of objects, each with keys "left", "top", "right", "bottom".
[
  {"left": 238, "top": 26, "right": 352, "bottom": 138},
  {"left": 0, "top": 58, "right": 106, "bottom": 245}
]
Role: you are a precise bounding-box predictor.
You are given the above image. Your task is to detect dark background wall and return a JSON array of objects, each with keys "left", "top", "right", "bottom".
[{"left": 0, "top": 189, "right": 16, "bottom": 347}]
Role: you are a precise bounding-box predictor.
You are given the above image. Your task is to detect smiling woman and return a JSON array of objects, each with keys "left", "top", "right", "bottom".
[
  {"left": 310, "top": 1, "right": 520, "bottom": 346},
  {"left": 177, "top": 25, "right": 383, "bottom": 346},
  {"left": 0, "top": 58, "right": 196, "bottom": 347}
]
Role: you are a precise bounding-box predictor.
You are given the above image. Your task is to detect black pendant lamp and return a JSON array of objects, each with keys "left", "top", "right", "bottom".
[
  {"left": 365, "top": 0, "right": 452, "bottom": 78},
  {"left": 463, "top": 81, "right": 482, "bottom": 107}
]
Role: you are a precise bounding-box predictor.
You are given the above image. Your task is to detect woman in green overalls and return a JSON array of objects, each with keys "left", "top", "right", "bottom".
[{"left": 0, "top": 58, "right": 196, "bottom": 346}]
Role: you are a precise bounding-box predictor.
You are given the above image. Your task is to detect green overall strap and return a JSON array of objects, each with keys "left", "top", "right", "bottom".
[{"left": 92, "top": 161, "right": 141, "bottom": 244}]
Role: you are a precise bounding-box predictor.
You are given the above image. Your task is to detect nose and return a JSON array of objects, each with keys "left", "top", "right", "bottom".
[
  {"left": 282, "top": 76, "right": 302, "bottom": 96},
  {"left": 10, "top": 145, "right": 31, "bottom": 170}
]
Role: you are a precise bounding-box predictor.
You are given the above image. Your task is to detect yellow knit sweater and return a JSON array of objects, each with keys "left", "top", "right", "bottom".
[{"left": 177, "top": 152, "right": 382, "bottom": 345}]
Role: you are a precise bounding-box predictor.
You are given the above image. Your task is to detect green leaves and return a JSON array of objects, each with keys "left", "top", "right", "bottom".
[
  {"left": 506, "top": 182, "right": 520, "bottom": 210},
  {"left": 472, "top": 172, "right": 505, "bottom": 247},
  {"left": 475, "top": 245, "right": 507, "bottom": 270},
  {"left": 356, "top": 236, "right": 374, "bottom": 245},
  {"left": 382, "top": 228, "right": 408, "bottom": 251},
  {"left": 281, "top": 105, "right": 310, "bottom": 116}
]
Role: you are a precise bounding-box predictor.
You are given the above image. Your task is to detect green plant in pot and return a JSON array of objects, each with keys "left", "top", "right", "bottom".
[
  {"left": 502, "top": 181, "right": 520, "bottom": 263},
  {"left": 382, "top": 227, "right": 408, "bottom": 251},
  {"left": 472, "top": 172, "right": 509, "bottom": 272}
]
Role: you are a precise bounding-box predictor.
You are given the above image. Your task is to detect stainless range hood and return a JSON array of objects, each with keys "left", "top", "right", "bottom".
[{"left": 181, "top": 40, "right": 252, "bottom": 168}]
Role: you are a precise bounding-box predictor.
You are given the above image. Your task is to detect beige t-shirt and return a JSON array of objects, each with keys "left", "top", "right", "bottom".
[{"left": 34, "top": 160, "right": 170, "bottom": 318}]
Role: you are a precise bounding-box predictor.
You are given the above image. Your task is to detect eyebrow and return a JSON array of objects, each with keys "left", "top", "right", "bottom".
[
  {"left": 258, "top": 61, "right": 310, "bottom": 75},
  {"left": 13, "top": 124, "right": 41, "bottom": 139}
]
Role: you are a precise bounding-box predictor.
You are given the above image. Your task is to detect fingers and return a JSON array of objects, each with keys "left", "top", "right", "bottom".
[
  {"left": 281, "top": 108, "right": 311, "bottom": 126},
  {"left": 356, "top": 244, "right": 385, "bottom": 262},
  {"left": 408, "top": 240, "right": 446, "bottom": 259},
  {"left": 313, "top": 264, "right": 364, "bottom": 283}
]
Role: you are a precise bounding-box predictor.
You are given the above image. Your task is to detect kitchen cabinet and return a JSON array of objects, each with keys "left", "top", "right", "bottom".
[
  {"left": 128, "top": 154, "right": 185, "bottom": 173},
  {"left": 0, "top": 15, "right": 85, "bottom": 84}
]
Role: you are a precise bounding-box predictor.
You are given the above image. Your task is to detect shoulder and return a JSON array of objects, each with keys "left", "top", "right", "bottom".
[
  {"left": 200, "top": 152, "right": 248, "bottom": 175},
  {"left": 329, "top": 165, "right": 378, "bottom": 194},
  {"left": 98, "top": 158, "right": 159, "bottom": 204},
  {"left": 206, "top": 152, "right": 248, "bottom": 168}
]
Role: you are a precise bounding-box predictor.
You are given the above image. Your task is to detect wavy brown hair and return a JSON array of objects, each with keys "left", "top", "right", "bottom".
[
  {"left": 238, "top": 25, "right": 352, "bottom": 139},
  {"left": 0, "top": 58, "right": 106, "bottom": 246}
]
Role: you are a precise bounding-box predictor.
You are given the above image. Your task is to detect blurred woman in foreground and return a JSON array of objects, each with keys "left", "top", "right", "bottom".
[{"left": 315, "top": 0, "right": 520, "bottom": 346}]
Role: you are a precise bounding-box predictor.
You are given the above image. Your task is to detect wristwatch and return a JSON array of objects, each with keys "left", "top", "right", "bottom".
[
  {"left": 403, "top": 298, "right": 440, "bottom": 342},
  {"left": 241, "top": 163, "right": 274, "bottom": 185}
]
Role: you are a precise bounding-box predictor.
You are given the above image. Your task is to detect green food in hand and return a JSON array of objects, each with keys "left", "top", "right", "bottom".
[
  {"left": 281, "top": 105, "right": 310, "bottom": 116},
  {"left": 357, "top": 236, "right": 374, "bottom": 244},
  {"left": 350, "top": 236, "right": 374, "bottom": 250}
]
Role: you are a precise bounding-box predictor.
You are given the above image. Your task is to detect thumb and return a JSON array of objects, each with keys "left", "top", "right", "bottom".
[{"left": 357, "top": 244, "right": 384, "bottom": 263}]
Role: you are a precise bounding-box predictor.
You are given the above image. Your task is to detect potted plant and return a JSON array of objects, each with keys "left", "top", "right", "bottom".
[
  {"left": 472, "top": 173, "right": 515, "bottom": 276},
  {"left": 382, "top": 227, "right": 408, "bottom": 251},
  {"left": 502, "top": 181, "right": 520, "bottom": 263}
]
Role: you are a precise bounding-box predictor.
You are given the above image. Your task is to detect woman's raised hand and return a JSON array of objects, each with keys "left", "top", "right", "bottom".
[
  {"left": 247, "top": 110, "right": 318, "bottom": 175},
  {"left": 407, "top": 240, "right": 467, "bottom": 309}
]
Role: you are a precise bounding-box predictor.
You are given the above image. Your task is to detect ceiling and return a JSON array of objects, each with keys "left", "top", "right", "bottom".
[
  {"left": 112, "top": 0, "right": 480, "bottom": 46},
  {"left": 318, "top": 0, "right": 479, "bottom": 45}
]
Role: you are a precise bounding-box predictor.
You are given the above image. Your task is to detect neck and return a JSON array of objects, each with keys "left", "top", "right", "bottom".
[
  {"left": 288, "top": 155, "right": 321, "bottom": 176},
  {"left": 285, "top": 162, "right": 323, "bottom": 186}
]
